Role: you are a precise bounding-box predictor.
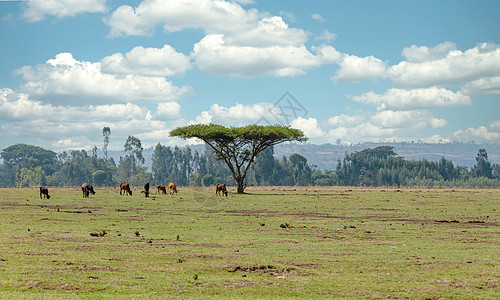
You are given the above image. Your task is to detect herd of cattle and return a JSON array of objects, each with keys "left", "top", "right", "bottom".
[{"left": 38, "top": 182, "right": 228, "bottom": 199}]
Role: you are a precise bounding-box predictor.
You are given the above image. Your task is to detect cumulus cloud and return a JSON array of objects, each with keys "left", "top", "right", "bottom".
[
  {"left": 387, "top": 42, "right": 500, "bottom": 88},
  {"left": 350, "top": 87, "right": 472, "bottom": 110},
  {"left": 193, "top": 102, "right": 280, "bottom": 125},
  {"left": 0, "top": 88, "right": 178, "bottom": 150},
  {"left": 154, "top": 102, "right": 181, "bottom": 120},
  {"left": 0, "top": 88, "right": 154, "bottom": 124},
  {"left": 0, "top": 88, "right": 49, "bottom": 121},
  {"left": 401, "top": 41, "right": 457, "bottom": 63},
  {"left": 453, "top": 120, "right": 500, "bottom": 144},
  {"left": 192, "top": 35, "right": 339, "bottom": 77},
  {"left": 101, "top": 45, "right": 191, "bottom": 77},
  {"left": 315, "top": 29, "right": 337, "bottom": 42},
  {"left": 14, "top": 53, "right": 192, "bottom": 105},
  {"left": 102, "top": 0, "right": 344, "bottom": 79},
  {"left": 329, "top": 42, "right": 500, "bottom": 144},
  {"left": 104, "top": 0, "right": 339, "bottom": 78},
  {"left": 332, "top": 54, "right": 387, "bottom": 83},
  {"left": 311, "top": 13, "right": 326, "bottom": 22},
  {"left": 104, "top": 0, "right": 262, "bottom": 37},
  {"left": 370, "top": 110, "right": 446, "bottom": 129},
  {"left": 224, "top": 16, "right": 307, "bottom": 47},
  {"left": 333, "top": 42, "right": 500, "bottom": 97},
  {"left": 319, "top": 108, "right": 448, "bottom": 145},
  {"left": 22, "top": 0, "right": 107, "bottom": 22},
  {"left": 326, "top": 123, "right": 398, "bottom": 143},
  {"left": 290, "top": 117, "right": 325, "bottom": 139},
  {"left": 327, "top": 113, "right": 367, "bottom": 127},
  {"left": 461, "top": 76, "right": 500, "bottom": 96}
]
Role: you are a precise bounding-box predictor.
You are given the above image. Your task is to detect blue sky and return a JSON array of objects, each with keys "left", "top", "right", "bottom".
[{"left": 1, "top": 0, "right": 499, "bottom": 151}]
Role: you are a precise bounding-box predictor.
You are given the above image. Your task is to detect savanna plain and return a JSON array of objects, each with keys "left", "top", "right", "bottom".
[{"left": 0, "top": 186, "right": 498, "bottom": 299}]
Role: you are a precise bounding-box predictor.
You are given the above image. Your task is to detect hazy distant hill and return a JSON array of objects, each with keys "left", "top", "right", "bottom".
[
  {"left": 107, "top": 142, "right": 500, "bottom": 171},
  {"left": 273, "top": 142, "right": 500, "bottom": 170}
]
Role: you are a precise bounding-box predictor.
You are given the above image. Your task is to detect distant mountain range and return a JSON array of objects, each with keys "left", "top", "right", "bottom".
[{"left": 107, "top": 142, "right": 500, "bottom": 171}]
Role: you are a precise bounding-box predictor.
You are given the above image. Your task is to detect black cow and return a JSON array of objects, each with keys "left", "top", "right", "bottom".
[
  {"left": 144, "top": 182, "right": 150, "bottom": 198},
  {"left": 39, "top": 186, "right": 50, "bottom": 199}
]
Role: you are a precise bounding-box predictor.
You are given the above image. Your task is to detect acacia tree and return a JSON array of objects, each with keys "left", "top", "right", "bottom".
[{"left": 170, "top": 124, "right": 307, "bottom": 193}]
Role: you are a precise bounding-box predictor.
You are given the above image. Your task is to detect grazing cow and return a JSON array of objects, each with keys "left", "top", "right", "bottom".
[
  {"left": 81, "top": 183, "right": 96, "bottom": 198},
  {"left": 144, "top": 182, "right": 150, "bottom": 198},
  {"left": 156, "top": 185, "right": 166, "bottom": 195},
  {"left": 39, "top": 186, "right": 50, "bottom": 199},
  {"left": 167, "top": 182, "right": 177, "bottom": 195},
  {"left": 216, "top": 183, "right": 228, "bottom": 197},
  {"left": 120, "top": 183, "right": 132, "bottom": 196}
]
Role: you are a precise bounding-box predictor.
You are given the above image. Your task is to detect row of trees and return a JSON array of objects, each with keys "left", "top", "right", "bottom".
[
  {"left": 313, "top": 146, "right": 500, "bottom": 188},
  {"left": 1, "top": 135, "right": 499, "bottom": 189}
]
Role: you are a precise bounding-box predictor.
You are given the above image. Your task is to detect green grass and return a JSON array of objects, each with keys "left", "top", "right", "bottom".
[{"left": 0, "top": 186, "right": 498, "bottom": 298}]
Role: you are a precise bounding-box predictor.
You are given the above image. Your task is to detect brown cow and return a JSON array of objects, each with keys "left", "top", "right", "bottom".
[
  {"left": 216, "top": 183, "right": 228, "bottom": 197},
  {"left": 120, "top": 183, "right": 132, "bottom": 196},
  {"left": 156, "top": 185, "right": 166, "bottom": 195},
  {"left": 81, "top": 183, "right": 95, "bottom": 198},
  {"left": 167, "top": 182, "right": 177, "bottom": 195},
  {"left": 39, "top": 186, "right": 50, "bottom": 199}
]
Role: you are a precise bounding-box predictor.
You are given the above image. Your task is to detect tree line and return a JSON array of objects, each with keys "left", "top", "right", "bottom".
[{"left": 1, "top": 141, "right": 499, "bottom": 189}]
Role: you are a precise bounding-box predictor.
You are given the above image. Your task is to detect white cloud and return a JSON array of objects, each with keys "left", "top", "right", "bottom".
[
  {"left": 388, "top": 42, "right": 500, "bottom": 88},
  {"left": 332, "top": 54, "right": 386, "bottom": 83},
  {"left": 371, "top": 110, "right": 446, "bottom": 129},
  {"left": 225, "top": 16, "right": 307, "bottom": 47},
  {"left": 315, "top": 29, "right": 337, "bottom": 42},
  {"left": 104, "top": 0, "right": 262, "bottom": 37},
  {"left": 327, "top": 113, "right": 367, "bottom": 127},
  {"left": 350, "top": 87, "right": 472, "bottom": 110},
  {"left": 22, "top": 0, "right": 107, "bottom": 22},
  {"left": 453, "top": 121, "right": 500, "bottom": 144},
  {"left": 195, "top": 111, "right": 213, "bottom": 125},
  {"left": 290, "top": 117, "right": 325, "bottom": 139},
  {"left": 320, "top": 108, "right": 449, "bottom": 145},
  {"left": 14, "top": 53, "right": 192, "bottom": 105},
  {"left": 402, "top": 41, "right": 457, "bottom": 63},
  {"left": 0, "top": 88, "right": 179, "bottom": 151},
  {"left": 155, "top": 102, "right": 181, "bottom": 120},
  {"left": 192, "top": 35, "right": 339, "bottom": 77},
  {"left": 53, "top": 138, "right": 91, "bottom": 149},
  {"left": 232, "top": 0, "right": 255, "bottom": 4},
  {"left": 326, "top": 123, "right": 398, "bottom": 143},
  {"left": 101, "top": 45, "right": 191, "bottom": 77},
  {"left": 461, "top": 76, "right": 500, "bottom": 96},
  {"left": 0, "top": 88, "right": 48, "bottom": 121},
  {"left": 278, "top": 11, "right": 296, "bottom": 23},
  {"left": 194, "top": 102, "right": 279, "bottom": 125},
  {"left": 311, "top": 13, "right": 326, "bottom": 22},
  {"left": 105, "top": 0, "right": 339, "bottom": 78}
]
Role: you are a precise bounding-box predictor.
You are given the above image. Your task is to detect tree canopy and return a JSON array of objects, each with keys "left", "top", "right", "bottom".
[{"left": 170, "top": 124, "right": 307, "bottom": 193}]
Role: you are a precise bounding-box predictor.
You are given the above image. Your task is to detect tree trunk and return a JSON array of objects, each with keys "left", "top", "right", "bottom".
[{"left": 236, "top": 177, "right": 245, "bottom": 193}]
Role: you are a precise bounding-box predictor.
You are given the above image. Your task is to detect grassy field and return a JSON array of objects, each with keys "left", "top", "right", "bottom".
[{"left": 0, "top": 186, "right": 498, "bottom": 299}]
